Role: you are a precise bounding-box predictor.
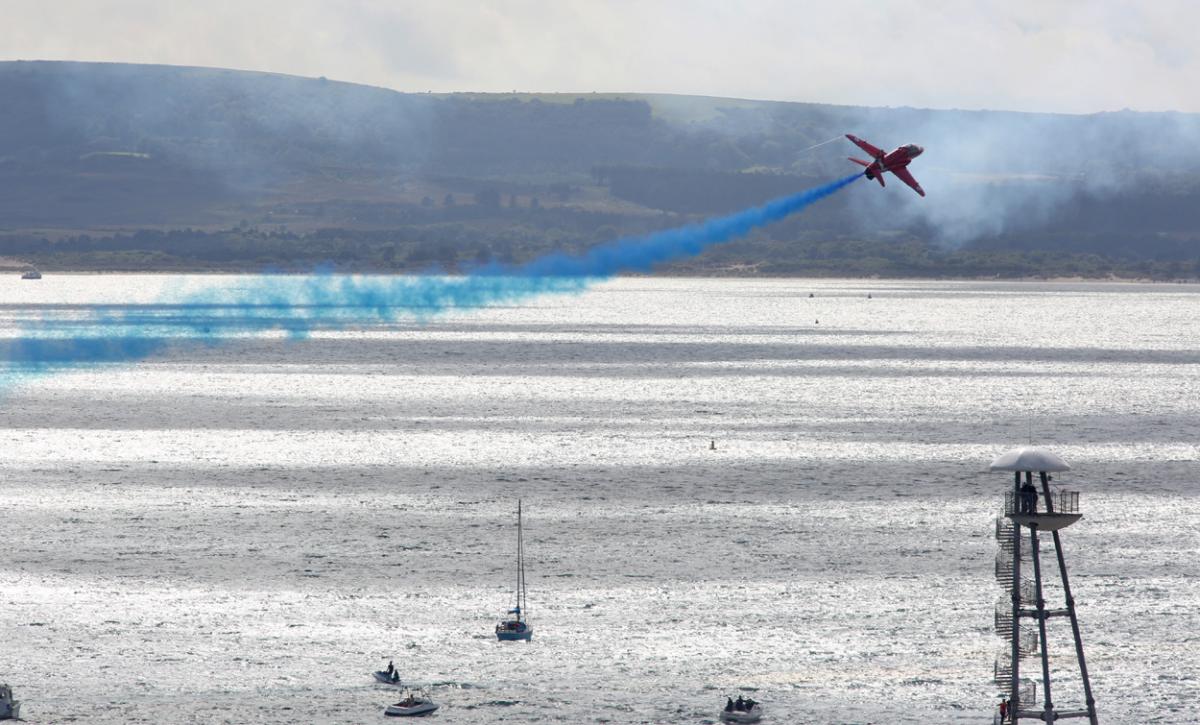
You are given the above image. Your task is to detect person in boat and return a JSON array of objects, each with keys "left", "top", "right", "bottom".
[
  {"left": 386, "top": 660, "right": 394, "bottom": 676},
  {"left": 745, "top": 698, "right": 756, "bottom": 710},
  {"left": 1020, "top": 480, "right": 1038, "bottom": 513},
  {"left": 391, "top": 669, "right": 400, "bottom": 683},
  {"left": 725, "top": 697, "right": 734, "bottom": 712},
  {"left": 735, "top": 695, "right": 745, "bottom": 711}
]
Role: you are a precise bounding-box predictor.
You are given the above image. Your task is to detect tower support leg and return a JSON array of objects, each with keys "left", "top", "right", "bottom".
[
  {"left": 1051, "top": 529, "right": 1098, "bottom": 724},
  {"left": 1011, "top": 471, "right": 1023, "bottom": 723},
  {"left": 1029, "top": 526, "right": 1054, "bottom": 720},
  {"left": 1039, "top": 471, "right": 1098, "bottom": 725}
]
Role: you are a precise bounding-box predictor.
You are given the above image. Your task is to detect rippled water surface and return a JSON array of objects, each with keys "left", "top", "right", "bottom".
[{"left": 2, "top": 276, "right": 1198, "bottom": 723}]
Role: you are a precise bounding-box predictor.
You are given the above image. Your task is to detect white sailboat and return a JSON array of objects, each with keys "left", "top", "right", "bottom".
[{"left": 495, "top": 500, "right": 532, "bottom": 642}]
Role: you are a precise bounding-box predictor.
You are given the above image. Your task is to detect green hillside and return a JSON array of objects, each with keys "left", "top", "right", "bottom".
[{"left": 2, "top": 61, "right": 1199, "bottom": 277}]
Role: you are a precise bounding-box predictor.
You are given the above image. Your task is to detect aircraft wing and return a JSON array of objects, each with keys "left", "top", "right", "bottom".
[
  {"left": 891, "top": 165, "right": 925, "bottom": 197},
  {"left": 846, "top": 134, "right": 884, "bottom": 159}
]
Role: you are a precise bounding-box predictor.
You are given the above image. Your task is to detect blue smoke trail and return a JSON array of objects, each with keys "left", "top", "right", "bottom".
[{"left": 1, "top": 173, "right": 860, "bottom": 385}]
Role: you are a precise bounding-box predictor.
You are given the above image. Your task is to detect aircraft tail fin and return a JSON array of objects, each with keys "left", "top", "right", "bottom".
[{"left": 876, "top": 173, "right": 886, "bottom": 188}]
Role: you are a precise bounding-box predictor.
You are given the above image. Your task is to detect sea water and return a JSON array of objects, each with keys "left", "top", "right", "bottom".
[{"left": 1, "top": 276, "right": 1197, "bottom": 723}]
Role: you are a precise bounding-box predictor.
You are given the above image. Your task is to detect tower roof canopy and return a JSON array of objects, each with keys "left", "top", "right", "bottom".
[{"left": 989, "top": 446, "right": 1071, "bottom": 473}]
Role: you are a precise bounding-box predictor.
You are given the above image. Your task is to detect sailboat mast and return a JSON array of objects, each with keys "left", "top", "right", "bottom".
[
  {"left": 520, "top": 501, "right": 527, "bottom": 618},
  {"left": 516, "top": 499, "right": 523, "bottom": 618}
]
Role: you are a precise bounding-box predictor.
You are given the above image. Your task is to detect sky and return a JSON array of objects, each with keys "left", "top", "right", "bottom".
[{"left": 1, "top": 0, "right": 1197, "bottom": 114}]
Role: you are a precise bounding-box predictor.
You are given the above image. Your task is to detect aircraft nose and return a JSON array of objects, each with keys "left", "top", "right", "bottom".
[{"left": 914, "top": 145, "right": 924, "bottom": 156}]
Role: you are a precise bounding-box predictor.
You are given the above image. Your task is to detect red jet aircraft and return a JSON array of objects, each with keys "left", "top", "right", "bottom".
[{"left": 846, "top": 134, "right": 925, "bottom": 197}]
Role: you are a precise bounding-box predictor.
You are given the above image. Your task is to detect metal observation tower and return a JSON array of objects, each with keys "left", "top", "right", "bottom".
[{"left": 990, "top": 447, "right": 1098, "bottom": 724}]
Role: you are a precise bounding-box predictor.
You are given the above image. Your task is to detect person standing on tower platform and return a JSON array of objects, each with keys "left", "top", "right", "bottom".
[
  {"left": 999, "top": 697, "right": 1008, "bottom": 722},
  {"left": 1020, "top": 480, "right": 1038, "bottom": 513}
]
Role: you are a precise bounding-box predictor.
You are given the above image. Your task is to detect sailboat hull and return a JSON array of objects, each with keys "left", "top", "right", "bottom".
[{"left": 496, "top": 626, "right": 532, "bottom": 642}]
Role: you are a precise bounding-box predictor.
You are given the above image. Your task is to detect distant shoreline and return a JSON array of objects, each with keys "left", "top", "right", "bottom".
[{"left": 7, "top": 267, "right": 1197, "bottom": 284}]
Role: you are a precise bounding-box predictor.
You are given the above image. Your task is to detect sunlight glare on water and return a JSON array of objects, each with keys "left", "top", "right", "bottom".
[{"left": 1, "top": 276, "right": 1198, "bottom": 723}]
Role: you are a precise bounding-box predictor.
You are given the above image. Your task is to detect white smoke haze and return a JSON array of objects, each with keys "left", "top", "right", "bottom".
[
  {"left": 2, "top": 2, "right": 1199, "bottom": 246},
  {"left": 12, "top": 61, "right": 439, "bottom": 191},
  {"left": 663, "top": 97, "right": 1200, "bottom": 244},
  {"left": 841, "top": 108, "right": 1200, "bottom": 244},
  {"left": 11, "top": 59, "right": 1200, "bottom": 246}
]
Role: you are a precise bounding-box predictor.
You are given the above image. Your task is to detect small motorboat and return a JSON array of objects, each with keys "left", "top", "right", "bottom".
[
  {"left": 720, "top": 696, "right": 763, "bottom": 723},
  {"left": 20, "top": 268, "right": 41, "bottom": 280},
  {"left": 374, "top": 670, "right": 403, "bottom": 685},
  {"left": 384, "top": 689, "right": 438, "bottom": 717},
  {"left": 0, "top": 683, "right": 20, "bottom": 720},
  {"left": 373, "top": 659, "right": 402, "bottom": 685}
]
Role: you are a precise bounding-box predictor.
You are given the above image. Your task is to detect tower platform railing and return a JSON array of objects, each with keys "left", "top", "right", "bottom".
[{"left": 1004, "top": 488, "right": 1080, "bottom": 517}]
